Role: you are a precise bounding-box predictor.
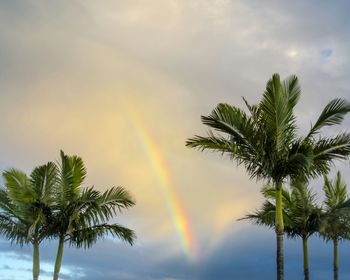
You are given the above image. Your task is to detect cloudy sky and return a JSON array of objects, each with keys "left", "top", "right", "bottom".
[{"left": 1, "top": 1, "right": 350, "bottom": 279}]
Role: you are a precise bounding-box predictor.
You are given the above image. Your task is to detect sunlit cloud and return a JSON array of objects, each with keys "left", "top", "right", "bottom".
[{"left": 287, "top": 49, "right": 298, "bottom": 57}]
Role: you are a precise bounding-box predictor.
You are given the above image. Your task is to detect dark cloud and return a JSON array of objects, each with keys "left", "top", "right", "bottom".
[
  {"left": 2, "top": 224, "right": 350, "bottom": 280},
  {"left": 157, "top": 225, "right": 350, "bottom": 280}
]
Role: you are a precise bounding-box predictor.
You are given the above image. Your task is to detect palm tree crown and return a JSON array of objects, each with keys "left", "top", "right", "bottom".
[
  {"left": 320, "top": 172, "right": 350, "bottom": 280},
  {"left": 187, "top": 74, "right": 350, "bottom": 182},
  {"left": 242, "top": 181, "right": 320, "bottom": 239},
  {"left": 50, "top": 151, "right": 135, "bottom": 280}
]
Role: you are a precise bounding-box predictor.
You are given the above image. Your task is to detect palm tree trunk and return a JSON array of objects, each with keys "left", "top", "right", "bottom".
[
  {"left": 53, "top": 236, "right": 65, "bottom": 280},
  {"left": 276, "top": 233, "right": 284, "bottom": 280},
  {"left": 33, "top": 240, "right": 40, "bottom": 280},
  {"left": 275, "top": 181, "right": 284, "bottom": 280},
  {"left": 333, "top": 238, "right": 338, "bottom": 280},
  {"left": 302, "top": 236, "right": 309, "bottom": 280}
]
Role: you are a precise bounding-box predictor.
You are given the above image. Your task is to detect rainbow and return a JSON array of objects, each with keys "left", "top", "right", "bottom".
[{"left": 128, "top": 111, "right": 196, "bottom": 260}]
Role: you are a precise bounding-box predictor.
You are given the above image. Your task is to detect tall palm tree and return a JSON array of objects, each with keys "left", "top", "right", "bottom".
[
  {"left": 241, "top": 181, "right": 321, "bottom": 280},
  {"left": 51, "top": 151, "right": 135, "bottom": 280},
  {"left": 0, "top": 162, "right": 58, "bottom": 280},
  {"left": 186, "top": 73, "right": 350, "bottom": 279},
  {"left": 320, "top": 172, "right": 350, "bottom": 280}
]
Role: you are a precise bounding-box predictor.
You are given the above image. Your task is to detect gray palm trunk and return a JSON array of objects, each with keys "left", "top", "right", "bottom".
[
  {"left": 33, "top": 240, "right": 40, "bottom": 280},
  {"left": 333, "top": 238, "right": 339, "bottom": 280},
  {"left": 276, "top": 232, "right": 284, "bottom": 280},
  {"left": 275, "top": 182, "right": 284, "bottom": 280},
  {"left": 53, "top": 236, "right": 65, "bottom": 280},
  {"left": 302, "top": 236, "right": 309, "bottom": 280}
]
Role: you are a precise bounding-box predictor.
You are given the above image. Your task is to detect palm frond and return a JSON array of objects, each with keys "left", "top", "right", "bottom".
[
  {"left": 98, "top": 186, "right": 135, "bottom": 211},
  {"left": 239, "top": 201, "right": 276, "bottom": 228},
  {"left": 310, "top": 133, "right": 350, "bottom": 177},
  {"left": 68, "top": 223, "right": 135, "bottom": 248},
  {"left": 242, "top": 97, "right": 261, "bottom": 123},
  {"left": 259, "top": 73, "right": 297, "bottom": 154},
  {"left": 30, "top": 161, "right": 58, "bottom": 204},
  {"left": 200, "top": 103, "right": 257, "bottom": 152},
  {"left": 57, "top": 150, "right": 86, "bottom": 203},
  {"left": 282, "top": 74, "right": 301, "bottom": 108},
  {"left": 186, "top": 133, "right": 235, "bottom": 153},
  {"left": 323, "top": 172, "right": 347, "bottom": 210},
  {"left": 0, "top": 214, "right": 29, "bottom": 246},
  {"left": 2, "top": 169, "right": 30, "bottom": 203},
  {"left": 307, "top": 98, "right": 350, "bottom": 139},
  {"left": 261, "top": 185, "right": 292, "bottom": 206}
]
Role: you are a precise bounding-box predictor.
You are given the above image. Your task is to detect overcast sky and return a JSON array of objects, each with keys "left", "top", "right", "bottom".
[{"left": 1, "top": 1, "right": 350, "bottom": 279}]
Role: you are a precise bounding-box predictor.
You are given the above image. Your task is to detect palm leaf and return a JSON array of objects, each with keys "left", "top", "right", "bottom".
[
  {"left": 259, "top": 73, "right": 297, "bottom": 154},
  {"left": 307, "top": 98, "right": 350, "bottom": 138},
  {"left": 30, "top": 162, "right": 58, "bottom": 204},
  {"left": 69, "top": 223, "right": 135, "bottom": 248}
]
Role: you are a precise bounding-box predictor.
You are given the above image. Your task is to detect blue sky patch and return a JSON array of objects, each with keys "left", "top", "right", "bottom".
[{"left": 321, "top": 48, "right": 333, "bottom": 58}]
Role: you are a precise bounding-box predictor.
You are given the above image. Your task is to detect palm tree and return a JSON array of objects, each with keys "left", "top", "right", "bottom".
[
  {"left": 241, "top": 181, "right": 321, "bottom": 280},
  {"left": 320, "top": 172, "right": 350, "bottom": 280},
  {"left": 0, "top": 162, "right": 58, "bottom": 280},
  {"left": 51, "top": 151, "right": 136, "bottom": 280},
  {"left": 186, "top": 73, "right": 350, "bottom": 279}
]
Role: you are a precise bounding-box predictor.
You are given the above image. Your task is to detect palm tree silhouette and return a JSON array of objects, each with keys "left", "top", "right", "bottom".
[
  {"left": 51, "top": 151, "right": 136, "bottom": 280},
  {"left": 320, "top": 172, "right": 350, "bottom": 280},
  {"left": 186, "top": 73, "right": 350, "bottom": 279}
]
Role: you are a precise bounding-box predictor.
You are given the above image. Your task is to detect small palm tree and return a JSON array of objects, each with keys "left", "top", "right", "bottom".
[
  {"left": 241, "top": 181, "right": 320, "bottom": 280},
  {"left": 186, "top": 73, "right": 350, "bottom": 280},
  {"left": 51, "top": 151, "right": 136, "bottom": 280},
  {"left": 0, "top": 162, "right": 58, "bottom": 280},
  {"left": 320, "top": 172, "right": 350, "bottom": 280}
]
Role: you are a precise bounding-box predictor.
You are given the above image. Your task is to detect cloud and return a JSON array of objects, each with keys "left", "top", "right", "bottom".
[
  {"left": 2, "top": 224, "right": 350, "bottom": 280},
  {"left": 1, "top": 0, "right": 350, "bottom": 279}
]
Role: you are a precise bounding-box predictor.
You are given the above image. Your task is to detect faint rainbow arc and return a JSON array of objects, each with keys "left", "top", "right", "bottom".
[{"left": 128, "top": 111, "right": 196, "bottom": 260}]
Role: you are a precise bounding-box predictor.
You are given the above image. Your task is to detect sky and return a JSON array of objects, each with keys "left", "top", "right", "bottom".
[{"left": 1, "top": 0, "right": 350, "bottom": 279}]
